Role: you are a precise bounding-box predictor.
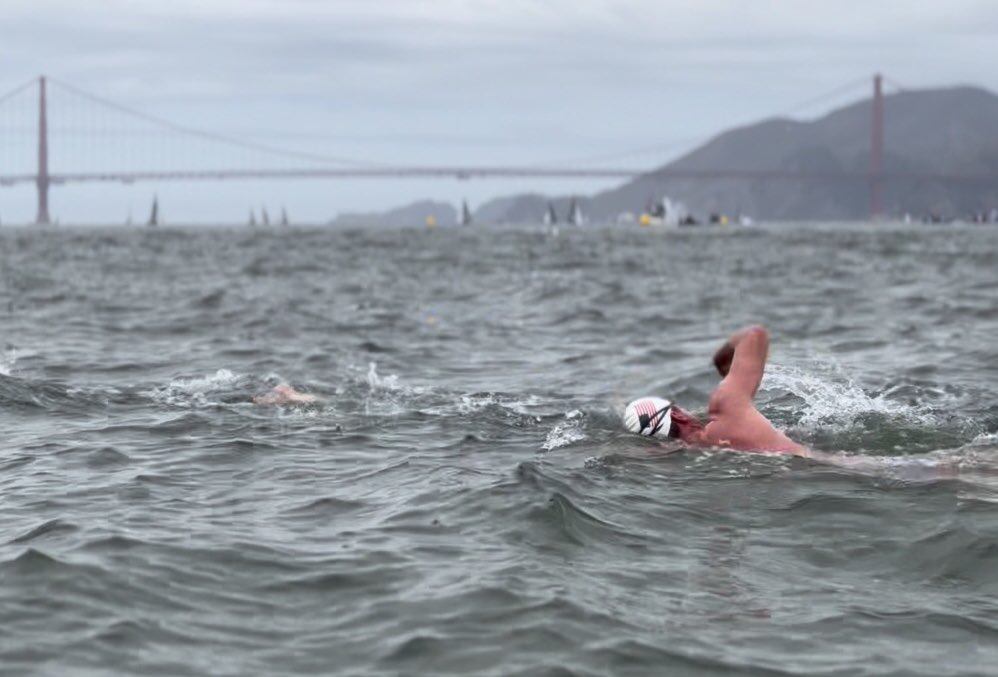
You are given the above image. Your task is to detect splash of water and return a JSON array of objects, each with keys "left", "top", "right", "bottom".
[
  {"left": 762, "top": 362, "right": 929, "bottom": 427},
  {"left": 145, "top": 368, "right": 241, "bottom": 407},
  {"left": 363, "top": 362, "right": 429, "bottom": 416},
  {"left": 0, "top": 350, "right": 15, "bottom": 376},
  {"left": 366, "top": 362, "right": 401, "bottom": 392},
  {"left": 542, "top": 410, "right": 587, "bottom": 451}
]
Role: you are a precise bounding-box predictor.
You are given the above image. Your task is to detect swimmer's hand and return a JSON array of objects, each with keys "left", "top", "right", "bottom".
[
  {"left": 253, "top": 383, "right": 320, "bottom": 406},
  {"left": 713, "top": 325, "right": 768, "bottom": 380},
  {"left": 713, "top": 342, "right": 734, "bottom": 378}
]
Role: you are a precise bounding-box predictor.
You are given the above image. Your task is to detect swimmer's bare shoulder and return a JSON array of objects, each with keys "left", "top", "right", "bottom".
[
  {"left": 253, "top": 383, "right": 320, "bottom": 406},
  {"left": 704, "top": 325, "right": 807, "bottom": 456}
]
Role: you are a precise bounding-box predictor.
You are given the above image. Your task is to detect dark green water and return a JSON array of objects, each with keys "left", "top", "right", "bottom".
[{"left": 1, "top": 223, "right": 997, "bottom": 676}]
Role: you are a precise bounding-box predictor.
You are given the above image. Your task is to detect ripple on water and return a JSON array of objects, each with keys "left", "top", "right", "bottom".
[{"left": 3, "top": 225, "right": 998, "bottom": 676}]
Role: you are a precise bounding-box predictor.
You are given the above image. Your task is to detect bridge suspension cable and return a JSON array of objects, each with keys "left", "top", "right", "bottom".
[
  {"left": 46, "top": 77, "right": 387, "bottom": 169},
  {"left": 0, "top": 78, "right": 39, "bottom": 106},
  {"left": 1, "top": 72, "right": 994, "bottom": 225},
  {"left": 525, "top": 74, "right": 881, "bottom": 169}
]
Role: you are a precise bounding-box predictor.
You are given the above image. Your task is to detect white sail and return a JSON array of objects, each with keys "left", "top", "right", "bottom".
[
  {"left": 543, "top": 202, "right": 557, "bottom": 225},
  {"left": 567, "top": 198, "right": 584, "bottom": 226}
]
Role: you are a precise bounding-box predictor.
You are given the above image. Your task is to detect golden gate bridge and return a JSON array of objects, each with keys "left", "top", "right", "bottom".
[{"left": 0, "top": 73, "right": 986, "bottom": 224}]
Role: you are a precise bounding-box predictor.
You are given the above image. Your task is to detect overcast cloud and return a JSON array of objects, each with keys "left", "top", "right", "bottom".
[{"left": 2, "top": 0, "right": 997, "bottom": 223}]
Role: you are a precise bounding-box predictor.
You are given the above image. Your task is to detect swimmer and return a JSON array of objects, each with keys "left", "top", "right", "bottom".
[
  {"left": 624, "top": 324, "right": 807, "bottom": 455},
  {"left": 253, "top": 383, "right": 320, "bottom": 406}
]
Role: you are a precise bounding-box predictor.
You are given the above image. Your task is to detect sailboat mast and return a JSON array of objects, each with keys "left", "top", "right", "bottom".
[{"left": 147, "top": 195, "right": 159, "bottom": 227}]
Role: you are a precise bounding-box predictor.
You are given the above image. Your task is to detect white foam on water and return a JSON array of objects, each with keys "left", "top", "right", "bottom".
[
  {"left": 542, "top": 410, "right": 587, "bottom": 451},
  {"left": 363, "top": 362, "right": 429, "bottom": 416},
  {"left": 274, "top": 406, "right": 323, "bottom": 421},
  {"left": 970, "top": 431, "right": 998, "bottom": 445},
  {"left": 171, "top": 368, "right": 239, "bottom": 393},
  {"left": 457, "top": 393, "right": 500, "bottom": 413},
  {"left": 511, "top": 395, "right": 544, "bottom": 416},
  {"left": 456, "top": 392, "right": 543, "bottom": 420},
  {"left": 364, "top": 362, "right": 549, "bottom": 423},
  {"left": 0, "top": 348, "right": 34, "bottom": 376},
  {"left": 0, "top": 350, "right": 17, "bottom": 376},
  {"left": 145, "top": 368, "right": 241, "bottom": 407},
  {"left": 810, "top": 449, "right": 952, "bottom": 472},
  {"left": 762, "top": 362, "right": 930, "bottom": 427},
  {"left": 365, "top": 362, "right": 429, "bottom": 396},
  {"left": 65, "top": 385, "right": 124, "bottom": 398}
]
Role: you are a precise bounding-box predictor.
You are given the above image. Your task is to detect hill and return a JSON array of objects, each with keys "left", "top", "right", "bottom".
[
  {"left": 330, "top": 200, "right": 456, "bottom": 227},
  {"left": 478, "top": 86, "right": 998, "bottom": 222}
]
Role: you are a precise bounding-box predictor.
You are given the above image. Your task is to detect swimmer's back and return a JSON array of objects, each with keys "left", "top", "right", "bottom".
[
  {"left": 704, "top": 396, "right": 805, "bottom": 455},
  {"left": 705, "top": 329, "right": 806, "bottom": 455}
]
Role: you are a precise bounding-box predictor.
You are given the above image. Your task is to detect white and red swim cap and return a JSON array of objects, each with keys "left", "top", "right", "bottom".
[{"left": 623, "top": 397, "right": 674, "bottom": 438}]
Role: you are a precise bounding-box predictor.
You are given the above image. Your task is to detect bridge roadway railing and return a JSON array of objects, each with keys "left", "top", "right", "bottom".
[{"left": 3, "top": 167, "right": 997, "bottom": 186}]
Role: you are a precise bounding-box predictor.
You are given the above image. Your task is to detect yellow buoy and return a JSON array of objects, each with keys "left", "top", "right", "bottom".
[
  {"left": 638, "top": 213, "right": 652, "bottom": 226},
  {"left": 425, "top": 215, "right": 436, "bottom": 228}
]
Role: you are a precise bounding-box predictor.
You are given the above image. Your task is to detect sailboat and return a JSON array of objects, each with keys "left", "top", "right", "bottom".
[
  {"left": 460, "top": 200, "right": 472, "bottom": 226},
  {"left": 639, "top": 195, "right": 686, "bottom": 228},
  {"left": 543, "top": 202, "right": 557, "bottom": 226},
  {"left": 147, "top": 196, "right": 159, "bottom": 227},
  {"left": 261, "top": 206, "right": 270, "bottom": 227},
  {"left": 280, "top": 207, "right": 289, "bottom": 227},
  {"left": 567, "top": 198, "right": 584, "bottom": 226},
  {"left": 248, "top": 209, "right": 257, "bottom": 227}
]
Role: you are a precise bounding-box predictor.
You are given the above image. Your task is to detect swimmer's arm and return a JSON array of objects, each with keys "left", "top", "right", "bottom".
[{"left": 710, "top": 325, "right": 769, "bottom": 402}]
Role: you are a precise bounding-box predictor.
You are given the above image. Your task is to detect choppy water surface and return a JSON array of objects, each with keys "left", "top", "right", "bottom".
[{"left": 2, "top": 223, "right": 997, "bottom": 676}]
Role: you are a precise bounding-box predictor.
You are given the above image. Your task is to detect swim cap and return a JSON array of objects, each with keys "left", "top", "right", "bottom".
[{"left": 623, "top": 397, "right": 674, "bottom": 438}]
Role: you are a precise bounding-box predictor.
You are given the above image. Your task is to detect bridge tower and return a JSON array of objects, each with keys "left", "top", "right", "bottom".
[
  {"left": 36, "top": 75, "right": 51, "bottom": 225},
  {"left": 869, "top": 73, "right": 884, "bottom": 219}
]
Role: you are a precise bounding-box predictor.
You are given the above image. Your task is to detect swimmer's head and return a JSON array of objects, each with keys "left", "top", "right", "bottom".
[
  {"left": 623, "top": 397, "right": 677, "bottom": 438},
  {"left": 623, "top": 397, "right": 702, "bottom": 441}
]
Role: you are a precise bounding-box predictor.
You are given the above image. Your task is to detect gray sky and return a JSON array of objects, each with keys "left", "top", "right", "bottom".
[{"left": 2, "top": 0, "right": 997, "bottom": 224}]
